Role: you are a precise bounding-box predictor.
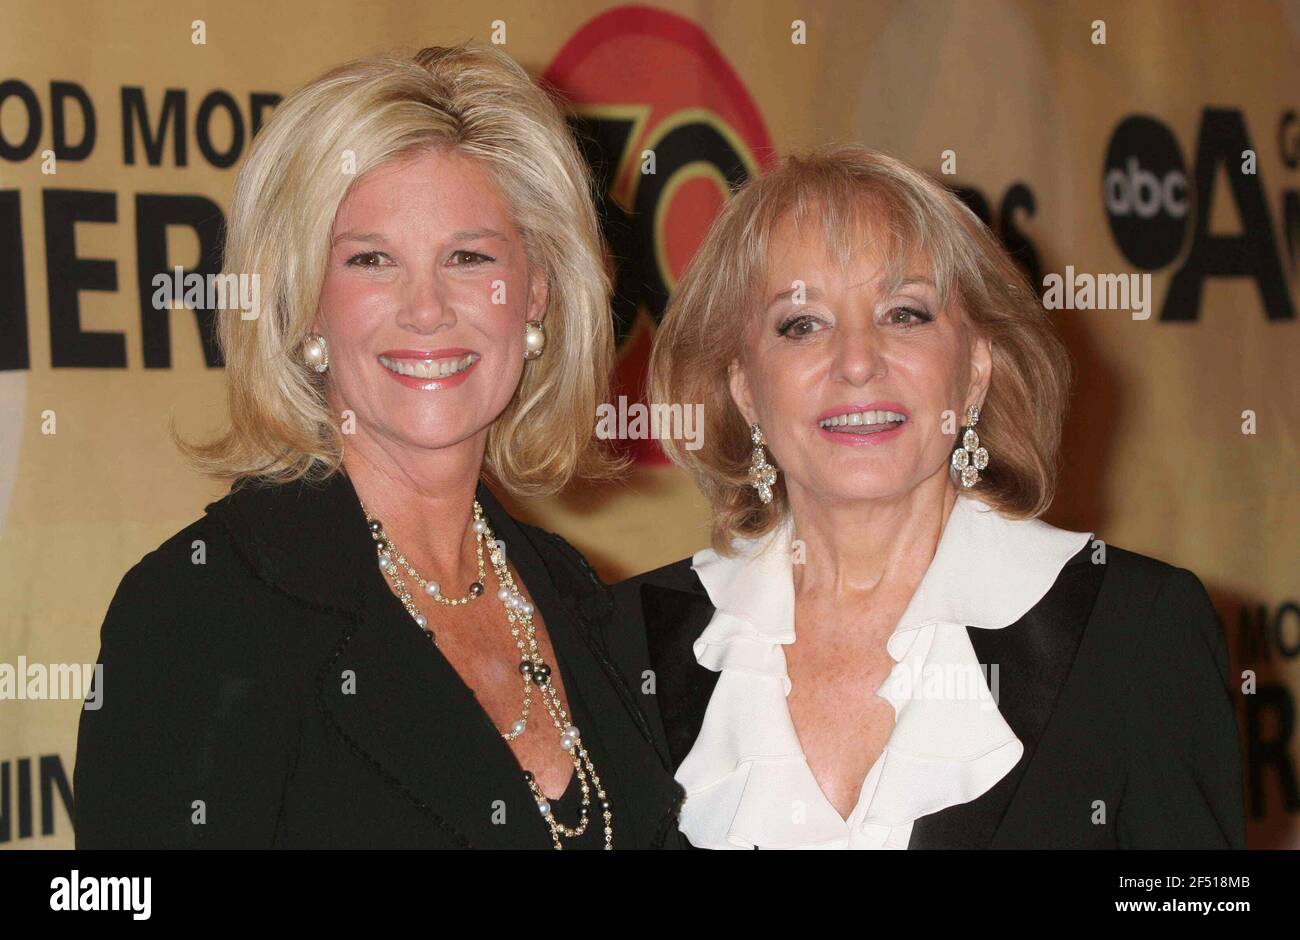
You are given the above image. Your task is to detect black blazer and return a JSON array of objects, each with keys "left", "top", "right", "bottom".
[
  {"left": 611, "top": 544, "right": 1247, "bottom": 849},
  {"left": 74, "top": 471, "right": 684, "bottom": 848}
]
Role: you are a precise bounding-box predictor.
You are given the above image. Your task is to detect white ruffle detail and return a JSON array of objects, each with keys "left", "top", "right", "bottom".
[
  {"left": 692, "top": 612, "right": 794, "bottom": 693},
  {"left": 675, "top": 495, "right": 1092, "bottom": 849}
]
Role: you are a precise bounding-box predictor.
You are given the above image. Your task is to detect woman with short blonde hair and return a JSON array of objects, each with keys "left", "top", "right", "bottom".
[
  {"left": 618, "top": 146, "right": 1244, "bottom": 850},
  {"left": 75, "top": 42, "right": 683, "bottom": 850},
  {"left": 187, "top": 43, "right": 618, "bottom": 497}
]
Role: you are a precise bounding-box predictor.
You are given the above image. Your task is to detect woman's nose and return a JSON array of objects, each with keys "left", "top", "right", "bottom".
[
  {"left": 396, "top": 272, "right": 457, "bottom": 333},
  {"left": 830, "top": 323, "right": 887, "bottom": 386}
]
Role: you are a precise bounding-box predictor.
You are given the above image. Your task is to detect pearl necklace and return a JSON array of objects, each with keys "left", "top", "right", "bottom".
[{"left": 360, "top": 499, "right": 613, "bottom": 849}]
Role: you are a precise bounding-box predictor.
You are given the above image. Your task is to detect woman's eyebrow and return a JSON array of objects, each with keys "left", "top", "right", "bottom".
[
  {"left": 767, "top": 284, "right": 824, "bottom": 308},
  {"left": 330, "top": 228, "right": 509, "bottom": 246},
  {"left": 886, "top": 274, "right": 937, "bottom": 291},
  {"left": 766, "top": 274, "right": 935, "bottom": 304},
  {"left": 451, "top": 228, "right": 509, "bottom": 241},
  {"left": 332, "top": 230, "right": 388, "bottom": 246}
]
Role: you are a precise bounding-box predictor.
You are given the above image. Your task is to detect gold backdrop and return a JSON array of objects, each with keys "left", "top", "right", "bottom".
[{"left": 0, "top": 0, "right": 1295, "bottom": 848}]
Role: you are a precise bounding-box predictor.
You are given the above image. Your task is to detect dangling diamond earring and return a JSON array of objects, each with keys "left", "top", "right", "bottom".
[
  {"left": 951, "top": 404, "right": 989, "bottom": 488},
  {"left": 303, "top": 333, "right": 329, "bottom": 374},
  {"left": 523, "top": 320, "right": 546, "bottom": 360},
  {"left": 748, "top": 424, "right": 778, "bottom": 504}
]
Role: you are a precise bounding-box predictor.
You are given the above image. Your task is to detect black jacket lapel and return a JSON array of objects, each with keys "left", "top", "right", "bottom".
[
  {"left": 641, "top": 582, "right": 720, "bottom": 770},
  {"left": 908, "top": 550, "right": 1105, "bottom": 848}
]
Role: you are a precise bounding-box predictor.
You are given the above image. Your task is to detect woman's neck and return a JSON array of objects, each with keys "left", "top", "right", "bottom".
[
  {"left": 786, "top": 471, "right": 958, "bottom": 602},
  {"left": 340, "top": 426, "right": 488, "bottom": 585}
]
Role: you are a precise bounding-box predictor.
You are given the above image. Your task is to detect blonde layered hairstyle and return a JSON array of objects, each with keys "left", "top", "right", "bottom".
[
  {"left": 650, "top": 146, "right": 1072, "bottom": 554},
  {"left": 179, "top": 43, "right": 618, "bottom": 497}
]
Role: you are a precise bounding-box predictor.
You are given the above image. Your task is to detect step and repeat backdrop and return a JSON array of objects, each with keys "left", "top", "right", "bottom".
[{"left": 0, "top": 0, "right": 1296, "bottom": 848}]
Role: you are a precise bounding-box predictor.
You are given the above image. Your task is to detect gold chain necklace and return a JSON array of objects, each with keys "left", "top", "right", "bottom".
[{"left": 359, "top": 498, "right": 613, "bottom": 849}]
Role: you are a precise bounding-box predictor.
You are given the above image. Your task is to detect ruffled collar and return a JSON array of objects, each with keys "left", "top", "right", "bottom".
[{"left": 676, "top": 495, "right": 1092, "bottom": 849}]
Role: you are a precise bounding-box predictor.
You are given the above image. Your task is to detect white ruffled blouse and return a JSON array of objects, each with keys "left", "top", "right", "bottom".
[{"left": 676, "top": 495, "right": 1092, "bottom": 849}]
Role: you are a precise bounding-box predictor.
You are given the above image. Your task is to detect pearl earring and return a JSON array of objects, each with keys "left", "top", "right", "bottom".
[
  {"left": 523, "top": 320, "right": 546, "bottom": 360},
  {"left": 303, "top": 333, "right": 329, "bottom": 373},
  {"left": 748, "top": 424, "right": 778, "bottom": 504},
  {"left": 951, "top": 404, "right": 989, "bottom": 488}
]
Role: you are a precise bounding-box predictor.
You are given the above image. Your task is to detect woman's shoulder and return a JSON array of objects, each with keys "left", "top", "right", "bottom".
[
  {"left": 509, "top": 520, "right": 613, "bottom": 592},
  {"left": 505, "top": 518, "right": 632, "bottom": 646},
  {"left": 88, "top": 513, "right": 275, "bottom": 709},
  {"left": 513, "top": 521, "right": 602, "bottom": 586},
  {"left": 1087, "top": 542, "right": 1216, "bottom": 615},
  {"left": 610, "top": 556, "right": 711, "bottom": 653},
  {"left": 1079, "top": 543, "right": 1229, "bottom": 684},
  {"left": 114, "top": 475, "right": 321, "bottom": 599},
  {"left": 99, "top": 476, "right": 330, "bottom": 654},
  {"left": 101, "top": 508, "right": 258, "bottom": 633},
  {"left": 613, "top": 555, "right": 705, "bottom": 599},
  {"left": 1079, "top": 545, "right": 1242, "bottom": 846},
  {"left": 501, "top": 503, "right": 691, "bottom": 605},
  {"left": 108, "top": 509, "right": 236, "bottom": 605}
]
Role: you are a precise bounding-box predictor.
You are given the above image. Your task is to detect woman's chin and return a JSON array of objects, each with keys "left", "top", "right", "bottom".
[{"left": 792, "top": 462, "right": 951, "bottom": 507}]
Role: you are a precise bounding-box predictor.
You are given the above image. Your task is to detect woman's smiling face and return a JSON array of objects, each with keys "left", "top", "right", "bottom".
[
  {"left": 729, "top": 211, "right": 991, "bottom": 506},
  {"left": 313, "top": 147, "right": 547, "bottom": 455}
]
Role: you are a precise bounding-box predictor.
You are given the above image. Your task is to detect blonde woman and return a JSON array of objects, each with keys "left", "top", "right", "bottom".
[
  {"left": 74, "top": 44, "right": 683, "bottom": 849},
  {"left": 614, "top": 147, "right": 1245, "bottom": 849}
]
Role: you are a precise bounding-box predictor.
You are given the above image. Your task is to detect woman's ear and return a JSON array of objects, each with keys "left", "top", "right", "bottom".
[
  {"left": 526, "top": 267, "right": 549, "bottom": 324},
  {"left": 969, "top": 332, "right": 993, "bottom": 411},
  {"left": 728, "top": 357, "right": 756, "bottom": 426}
]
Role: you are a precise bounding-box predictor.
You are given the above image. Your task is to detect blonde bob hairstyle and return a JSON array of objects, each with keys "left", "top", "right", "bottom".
[
  {"left": 650, "top": 145, "right": 1072, "bottom": 554},
  {"left": 179, "top": 43, "right": 619, "bottom": 498}
]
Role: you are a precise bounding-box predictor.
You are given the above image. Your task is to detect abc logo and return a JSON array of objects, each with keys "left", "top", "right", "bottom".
[{"left": 1103, "top": 115, "right": 1192, "bottom": 269}]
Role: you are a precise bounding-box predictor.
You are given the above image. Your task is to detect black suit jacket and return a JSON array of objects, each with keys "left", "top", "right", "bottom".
[
  {"left": 611, "top": 544, "right": 1247, "bottom": 848},
  {"left": 74, "top": 471, "right": 684, "bottom": 848}
]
